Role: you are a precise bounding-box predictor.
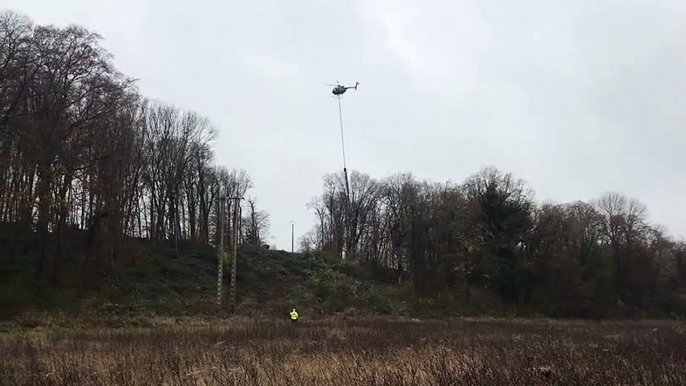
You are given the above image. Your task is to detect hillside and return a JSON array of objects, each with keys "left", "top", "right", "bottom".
[{"left": 1, "top": 236, "right": 512, "bottom": 326}]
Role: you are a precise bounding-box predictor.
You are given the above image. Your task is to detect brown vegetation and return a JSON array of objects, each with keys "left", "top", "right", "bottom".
[{"left": 3, "top": 317, "right": 686, "bottom": 385}]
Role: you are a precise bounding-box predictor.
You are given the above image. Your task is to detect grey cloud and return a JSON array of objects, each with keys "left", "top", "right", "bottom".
[{"left": 6, "top": 0, "right": 684, "bottom": 246}]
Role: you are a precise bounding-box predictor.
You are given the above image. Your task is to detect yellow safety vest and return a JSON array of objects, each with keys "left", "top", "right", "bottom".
[{"left": 290, "top": 310, "right": 298, "bottom": 320}]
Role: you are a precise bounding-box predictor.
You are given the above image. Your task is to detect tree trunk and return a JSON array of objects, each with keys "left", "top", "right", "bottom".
[
  {"left": 51, "top": 172, "right": 72, "bottom": 286},
  {"left": 34, "top": 164, "right": 52, "bottom": 282}
]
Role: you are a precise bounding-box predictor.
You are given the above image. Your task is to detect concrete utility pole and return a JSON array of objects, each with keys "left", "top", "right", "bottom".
[
  {"left": 216, "top": 197, "right": 225, "bottom": 314},
  {"left": 228, "top": 196, "right": 242, "bottom": 314}
]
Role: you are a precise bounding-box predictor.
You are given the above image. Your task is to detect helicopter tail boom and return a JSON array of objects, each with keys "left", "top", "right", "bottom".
[{"left": 343, "top": 82, "right": 359, "bottom": 91}]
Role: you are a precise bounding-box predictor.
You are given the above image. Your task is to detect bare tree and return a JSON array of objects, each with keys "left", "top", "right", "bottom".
[
  {"left": 243, "top": 197, "right": 270, "bottom": 245},
  {"left": 0, "top": 12, "right": 257, "bottom": 289}
]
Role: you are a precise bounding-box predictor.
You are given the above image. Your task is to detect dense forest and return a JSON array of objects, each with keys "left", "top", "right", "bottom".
[
  {"left": 300, "top": 168, "right": 686, "bottom": 318},
  {"left": 2, "top": 11, "right": 684, "bottom": 319}
]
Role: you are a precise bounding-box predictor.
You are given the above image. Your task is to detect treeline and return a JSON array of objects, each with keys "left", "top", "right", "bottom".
[
  {"left": 0, "top": 11, "right": 268, "bottom": 286},
  {"left": 302, "top": 168, "right": 686, "bottom": 318}
]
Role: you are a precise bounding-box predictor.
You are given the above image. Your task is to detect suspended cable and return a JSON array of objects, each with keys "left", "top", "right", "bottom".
[{"left": 337, "top": 95, "right": 351, "bottom": 202}]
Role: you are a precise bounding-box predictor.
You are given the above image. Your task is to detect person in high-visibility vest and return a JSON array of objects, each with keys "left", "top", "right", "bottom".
[{"left": 290, "top": 308, "right": 299, "bottom": 323}]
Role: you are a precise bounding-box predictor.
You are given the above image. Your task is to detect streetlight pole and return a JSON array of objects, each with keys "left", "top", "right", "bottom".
[{"left": 290, "top": 221, "right": 296, "bottom": 253}]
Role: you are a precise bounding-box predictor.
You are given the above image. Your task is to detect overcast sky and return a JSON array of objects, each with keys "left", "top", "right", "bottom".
[{"left": 6, "top": 0, "right": 685, "bottom": 248}]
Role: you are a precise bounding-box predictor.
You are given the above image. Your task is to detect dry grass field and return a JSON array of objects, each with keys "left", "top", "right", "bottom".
[{"left": 2, "top": 317, "right": 686, "bottom": 385}]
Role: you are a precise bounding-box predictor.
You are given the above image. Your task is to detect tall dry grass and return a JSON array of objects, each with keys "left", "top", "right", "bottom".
[{"left": 2, "top": 317, "right": 685, "bottom": 385}]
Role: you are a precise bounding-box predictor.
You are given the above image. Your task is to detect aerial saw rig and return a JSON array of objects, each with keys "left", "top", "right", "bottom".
[
  {"left": 329, "top": 81, "right": 359, "bottom": 96},
  {"left": 326, "top": 81, "right": 359, "bottom": 259}
]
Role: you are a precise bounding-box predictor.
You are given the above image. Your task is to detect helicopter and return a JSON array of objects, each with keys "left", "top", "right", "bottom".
[{"left": 328, "top": 81, "right": 359, "bottom": 96}]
